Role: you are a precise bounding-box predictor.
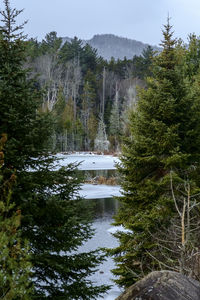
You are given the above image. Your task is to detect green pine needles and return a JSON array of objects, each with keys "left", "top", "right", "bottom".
[
  {"left": 0, "top": 1, "right": 109, "bottom": 299},
  {"left": 111, "top": 19, "right": 200, "bottom": 287},
  {"left": 0, "top": 134, "right": 32, "bottom": 299}
]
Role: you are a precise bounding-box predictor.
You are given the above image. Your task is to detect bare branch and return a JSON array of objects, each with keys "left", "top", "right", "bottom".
[
  {"left": 146, "top": 250, "right": 179, "bottom": 271},
  {"left": 170, "top": 171, "right": 181, "bottom": 217}
]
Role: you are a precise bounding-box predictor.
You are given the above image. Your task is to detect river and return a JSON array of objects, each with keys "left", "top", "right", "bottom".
[{"left": 58, "top": 153, "right": 122, "bottom": 299}]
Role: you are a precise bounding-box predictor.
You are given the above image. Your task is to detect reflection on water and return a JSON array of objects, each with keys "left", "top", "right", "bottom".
[
  {"left": 85, "top": 197, "right": 119, "bottom": 220},
  {"left": 77, "top": 159, "right": 122, "bottom": 299},
  {"left": 81, "top": 197, "right": 122, "bottom": 299},
  {"left": 83, "top": 169, "right": 118, "bottom": 180}
]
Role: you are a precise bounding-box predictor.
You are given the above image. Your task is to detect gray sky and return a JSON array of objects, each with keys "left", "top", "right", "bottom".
[{"left": 8, "top": 0, "right": 200, "bottom": 46}]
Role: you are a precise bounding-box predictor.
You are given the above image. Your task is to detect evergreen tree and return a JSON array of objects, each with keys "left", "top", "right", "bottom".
[
  {"left": 59, "top": 37, "right": 83, "bottom": 64},
  {"left": 26, "top": 38, "right": 42, "bottom": 60},
  {"left": 81, "top": 43, "right": 98, "bottom": 74},
  {"left": 140, "top": 45, "right": 154, "bottom": 78},
  {"left": 40, "top": 31, "right": 62, "bottom": 55},
  {"left": 0, "top": 1, "right": 108, "bottom": 299},
  {"left": 131, "top": 46, "right": 154, "bottom": 80},
  {"left": 110, "top": 20, "right": 200, "bottom": 287},
  {"left": 52, "top": 87, "right": 67, "bottom": 151},
  {"left": 81, "top": 80, "right": 97, "bottom": 150},
  {"left": 0, "top": 134, "right": 32, "bottom": 299},
  {"left": 183, "top": 34, "right": 200, "bottom": 80}
]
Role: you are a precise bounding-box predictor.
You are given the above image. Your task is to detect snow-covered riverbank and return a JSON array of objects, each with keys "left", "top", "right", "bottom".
[
  {"left": 79, "top": 184, "right": 121, "bottom": 199},
  {"left": 57, "top": 152, "right": 120, "bottom": 170}
]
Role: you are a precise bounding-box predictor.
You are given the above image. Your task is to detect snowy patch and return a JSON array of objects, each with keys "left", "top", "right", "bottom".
[
  {"left": 79, "top": 184, "right": 121, "bottom": 199},
  {"left": 56, "top": 153, "right": 120, "bottom": 170},
  {"left": 107, "top": 225, "right": 132, "bottom": 234}
]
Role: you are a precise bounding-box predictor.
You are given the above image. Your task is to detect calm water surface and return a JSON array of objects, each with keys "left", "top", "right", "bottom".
[
  {"left": 61, "top": 154, "right": 122, "bottom": 299},
  {"left": 80, "top": 197, "right": 122, "bottom": 299}
]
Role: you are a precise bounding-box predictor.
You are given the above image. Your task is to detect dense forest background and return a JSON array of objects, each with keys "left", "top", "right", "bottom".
[{"left": 25, "top": 32, "right": 154, "bottom": 152}]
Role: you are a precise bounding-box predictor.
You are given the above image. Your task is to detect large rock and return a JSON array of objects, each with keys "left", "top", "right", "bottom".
[{"left": 116, "top": 271, "right": 200, "bottom": 300}]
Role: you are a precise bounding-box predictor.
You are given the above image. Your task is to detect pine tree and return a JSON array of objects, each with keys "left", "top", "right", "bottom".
[
  {"left": 40, "top": 31, "right": 62, "bottom": 55},
  {"left": 110, "top": 20, "right": 200, "bottom": 287},
  {"left": 81, "top": 80, "right": 96, "bottom": 150},
  {"left": 183, "top": 34, "right": 200, "bottom": 81},
  {"left": 0, "top": 134, "right": 32, "bottom": 299},
  {"left": 0, "top": 1, "right": 108, "bottom": 298},
  {"left": 52, "top": 87, "right": 67, "bottom": 151}
]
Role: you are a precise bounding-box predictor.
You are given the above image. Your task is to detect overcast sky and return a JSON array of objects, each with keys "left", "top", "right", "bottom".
[{"left": 7, "top": 0, "right": 200, "bottom": 46}]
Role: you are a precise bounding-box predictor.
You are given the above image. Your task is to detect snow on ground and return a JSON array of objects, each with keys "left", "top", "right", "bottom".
[
  {"left": 107, "top": 225, "right": 131, "bottom": 234},
  {"left": 56, "top": 153, "right": 120, "bottom": 170},
  {"left": 79, "top": 184, "right": 121, "bottom": 199}
]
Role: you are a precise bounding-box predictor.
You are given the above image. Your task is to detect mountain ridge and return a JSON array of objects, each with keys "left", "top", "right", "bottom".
[{"left": 62, "top": 33, "right": 160, "bottom": 60}]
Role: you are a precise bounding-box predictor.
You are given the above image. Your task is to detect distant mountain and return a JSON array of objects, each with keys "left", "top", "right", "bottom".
[{"left": 62, "top": 34, "right": 160, "bottom": 60}]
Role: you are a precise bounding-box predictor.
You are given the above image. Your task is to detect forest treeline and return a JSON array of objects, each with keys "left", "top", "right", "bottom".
[{"left": 25, "top": 32, "right": 154, "bottom": 152}]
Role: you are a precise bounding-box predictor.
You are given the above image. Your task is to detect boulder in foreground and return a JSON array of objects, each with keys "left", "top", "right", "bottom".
[{"left": 116, "top": 271, "right": 200, "bottom": 300}]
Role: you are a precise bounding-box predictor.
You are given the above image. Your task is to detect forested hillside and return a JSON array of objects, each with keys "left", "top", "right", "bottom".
[
  {"left": 62, "top": 33, "right": 160, "bottom": 60},
  {"left": 26, "top": 32, "right": 154, "bottom": 152}
]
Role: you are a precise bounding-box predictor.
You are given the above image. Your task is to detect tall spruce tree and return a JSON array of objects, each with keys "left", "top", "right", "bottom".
[
  {"left": 110, "top": 20, "right": 200, "bottom": 287},
  {"left": 0, "top": 134, "right": 32, "bottom": 299},
  {"left": 0, "top": 1, "right": 108, "bottom": 299}
]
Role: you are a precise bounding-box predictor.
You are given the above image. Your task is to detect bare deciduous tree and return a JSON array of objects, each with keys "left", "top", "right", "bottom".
[{"left": 146, "top": 171, "right": 200, "bottom": 280}]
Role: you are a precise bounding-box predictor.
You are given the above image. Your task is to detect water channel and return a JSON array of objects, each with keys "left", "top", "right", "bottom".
[{"left": 59, "top": 153, "right": 122, "bottom": 299}]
